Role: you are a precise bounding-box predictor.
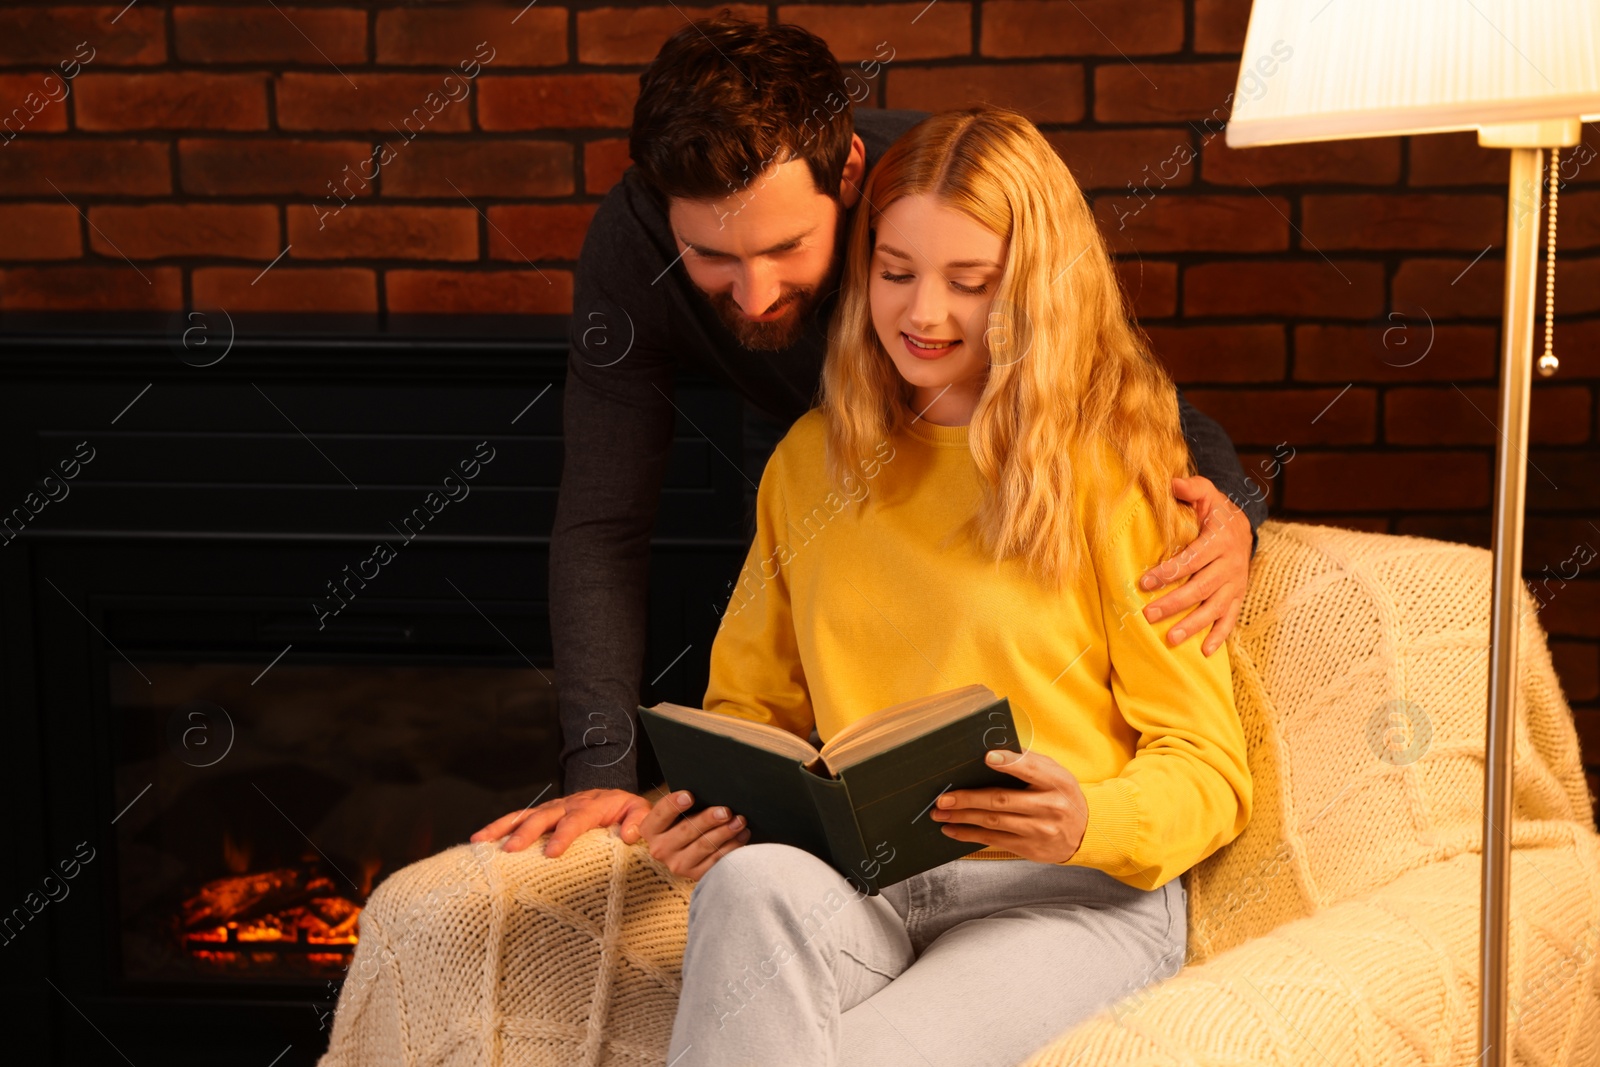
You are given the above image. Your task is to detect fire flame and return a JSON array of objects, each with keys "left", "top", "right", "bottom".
[
  {"left": 181, "top": 838, "right": 368, "bottom": 968},
  {"left": 222, "top": 831, "right": 251, "bottom": 874}
]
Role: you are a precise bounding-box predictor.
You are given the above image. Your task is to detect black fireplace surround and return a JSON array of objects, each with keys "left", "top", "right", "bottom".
[{"left": 0, "top": 314, "right": 752, "bottom": 1066}]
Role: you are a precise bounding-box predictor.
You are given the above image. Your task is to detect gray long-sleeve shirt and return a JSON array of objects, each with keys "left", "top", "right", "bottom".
[{"left": 552, "top": 107, "right": 1267, "bottom": 794}]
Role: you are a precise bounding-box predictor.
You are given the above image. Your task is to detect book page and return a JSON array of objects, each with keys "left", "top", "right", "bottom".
[
  {"left": 644, "top": 702, "right": 821, "bottom": 763},
  {"left": 819, "top": 683, "right": 997, "bottom": 773}
]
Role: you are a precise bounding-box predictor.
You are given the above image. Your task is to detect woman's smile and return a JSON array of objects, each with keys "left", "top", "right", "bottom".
[{"left": 902, "top": 331, "right": 961, "bottom": 359}]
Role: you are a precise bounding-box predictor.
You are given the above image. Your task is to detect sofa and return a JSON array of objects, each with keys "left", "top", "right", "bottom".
[{"left": 317, "top": 520, "right": 1600, "bottom": 1066}]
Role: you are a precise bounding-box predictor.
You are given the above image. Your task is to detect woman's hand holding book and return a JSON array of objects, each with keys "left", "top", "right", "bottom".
[{"left": 929, "top": 749, "right": 1089, "bottom": 864}]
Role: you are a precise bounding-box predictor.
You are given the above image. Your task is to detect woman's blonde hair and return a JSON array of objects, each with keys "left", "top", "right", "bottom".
[{"left": 820, "top": 104, "right": 1199, "bottom": 591}]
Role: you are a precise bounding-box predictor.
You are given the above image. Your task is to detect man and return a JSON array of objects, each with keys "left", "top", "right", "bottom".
[{"left": 472, "top": 14, "right": 1265, "bottom": 857}]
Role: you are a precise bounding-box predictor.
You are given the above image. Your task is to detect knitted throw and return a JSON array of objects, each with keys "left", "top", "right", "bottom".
[{"left": 318, "top": 520, "right": 1600, "bottom": 1067}]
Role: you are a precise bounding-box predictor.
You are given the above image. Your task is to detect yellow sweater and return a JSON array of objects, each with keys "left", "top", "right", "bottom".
[{"left": 703, "top": 408, "right": 1252, "bottom": 891}]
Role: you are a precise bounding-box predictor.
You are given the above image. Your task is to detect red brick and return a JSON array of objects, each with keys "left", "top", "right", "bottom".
[
  {"left": 1048, "top": 129, "right": 1195, "bottom": 191},
  {"left": 1545, "top": 257, "right": 1600, "bottom": 315},
  {"left": 311, "top": 144, "right": 385, "bottom": 206},
  {"left": 783, "top": 3, "right": 970, "bottom": 61},
  {"left": 1113, "top": 259, "right": 1176, "bottom": 319},
  {"left": 1395, "top": 255, "right": 1600, "bottom": 319},
  {"left": 1528, "top": 389, "right": 1595, "bottom": 446},
  {"left": 376, "top": 6, "right": 564, "bottom": 65},
  {"left": 0, "top": 139, "right": 169, "bottom": 195},
  {"left": 1540, "top": 581, "right": 1600, "bottom": 639},
  {"left": 1556, "top": 137, "right": 1600, "bottom": 188},
  {"left": 1185, "top": 261, "right": 1385, "bottom": 318},
  {"left": 1294, "top": 324, "right": 1498, "bottom": 383},
  {"left": 486, "top": 204, "right": 599, "bottom": 261},
  {"left": 1526, "top": 518, "right": 1600, "bottom": 578},
  {"left": 1393, "top": 513, "right": 1489, "bottom": 548},
  {"left": 1284, "top": 452, "right": 1491, "bottom": 511},
  {"left": 379, "top": 141, "right": 574, "bottom": 198},
  {"left": 584, "top": 138, "right": 632, "bottom": 194},
  {"left": 276, "top": 74, "right": 475, "bottom": 132},
  {"left": 1551, "top": 318, "right": 1600, "bottom": 379},
  {"left": 1203, "top": 136, "right": 1400, "bottom": 186},
  {"left": 1096, "top": 194, "right": 1289, "bottom": 253},
  {"left": 1093, "top": 63, "right": 1237, "bottom": 123},
  {"left": 982, "top": 0, "right": 1181, "bottom": 57},
  {"left": 1408, "top": 131, "right": 1509, "bottom": 187},
  {"left": 89, "top": 204, "right": 281, "bottom": 260},
  {"left": 887, "top": 64, "right": 1084, "bottom": 125},
  {"left": 1391, "top": 257, "right": 1502, "bottom": 320},
  {"left": 287, "top": 205, "right": 479, "bottom": 260},
  {"left": 1554, "top": 642, "right": 1600, "bottom": 703},
  {"left": 386, "top": 269, "right": 573, "bottom": 313},
  {"left": 578, "top": 6, "right": 767, "bottom": 64},
  {"left": 179, "top": 138, "right": 376, "bottom": 197},
  {"left": 0, "top": 204, "right": 81, "bottom": 259},
  {"left": 1194, "top": 0, "right": 1253, "bottom": 53},
  {"left": 193, "top": 266, "right": 377, "bottom": 312},
  {"left": 0, "top": 6, "right": 165, "bottom": 65},
  {"left": 0, "top": 265, "right": 182, "bottom": 309},
  {"left": 1301, "top": 194, "right": 1505, "bottom": 251},
  {"left": 0, "top": 74, "right": 70, "bottom": 135},
  {"left": 1142, "top": 324, "right": 1285, "bottom": 382},
  {"left": 478, "top": 74, "right": 638, "bottom": 130},
  {"left": 1561, "top": 191, "right": 1600, "bottom": 251},
  {"left": 77, "top": 74, "right": 269, "bottom": 131},
  {"left": 1385, "top": 386, "right": 1593, "bottom": 445},
  {"left": 1185, "top": 387, "right": 1376, "bottom": 446},
  {"left": 175, "top": 6, "right": 368, "bottom": 64},
  {"left": 1578, "top": 711, "right": 1600, "bottom": 761},
  {"left": 1527, "top": 451, "right": 1600, "bottom": 514},
  {"left": 1303, "top": 515, "right": 1395, "bottom": 534}
]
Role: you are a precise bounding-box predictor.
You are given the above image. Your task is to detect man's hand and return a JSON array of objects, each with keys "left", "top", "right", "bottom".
[
  {"left": 470, "top": 788, "right": 654, "bottom": 856},
  {"left": 635, "top": 789, "right": 752, "bottom": 881},
  {"left": 1138, "top": 474, "right": 1251, "bottom": 657},
  {"left": 929, "top": 749, "right": 1088, "bottom": 864}
]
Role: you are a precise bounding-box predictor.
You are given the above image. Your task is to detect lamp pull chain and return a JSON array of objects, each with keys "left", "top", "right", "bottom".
[{"left": 1538, "top": 146, "right": 1560, "bottom": 377}]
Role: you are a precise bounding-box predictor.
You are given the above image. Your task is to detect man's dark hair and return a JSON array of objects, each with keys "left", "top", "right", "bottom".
[{"left": 629, "top": 11, "right": 855, "bottom": 205}]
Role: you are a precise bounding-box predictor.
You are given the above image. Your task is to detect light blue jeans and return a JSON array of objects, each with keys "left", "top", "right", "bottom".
[{"left": 666, "top": 842, "right": 1187, "bottom": 1067}]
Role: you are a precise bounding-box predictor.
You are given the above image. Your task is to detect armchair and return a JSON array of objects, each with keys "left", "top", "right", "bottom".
[{"left": 318, "top": 519, "right": 1600, "bottom": 1066}]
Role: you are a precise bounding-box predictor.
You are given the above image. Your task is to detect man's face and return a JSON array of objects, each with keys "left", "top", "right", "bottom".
[{"left": 668, "top": 152, "right": 855, "bottom": 352}]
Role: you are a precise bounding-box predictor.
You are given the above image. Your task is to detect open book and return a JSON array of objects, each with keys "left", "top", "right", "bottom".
[{"left": 638, "top": 683, "right": 1028, "bottom": 895}]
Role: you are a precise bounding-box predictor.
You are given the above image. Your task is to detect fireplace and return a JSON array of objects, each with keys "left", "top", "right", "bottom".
[
  {"left": 109, "top": 658, "right": 561, "bottom": 987},
  {"left": 0, "top": 316, "right": 751, "bottom": 1065}
]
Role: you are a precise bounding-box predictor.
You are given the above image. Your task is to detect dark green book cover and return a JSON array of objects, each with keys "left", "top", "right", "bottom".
[{"left": 638, "top": 691, "right": 1027, "bottom": 895}]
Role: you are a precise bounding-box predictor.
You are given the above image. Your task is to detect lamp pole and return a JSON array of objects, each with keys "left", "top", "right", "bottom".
[{"left": 1478, "top": 139, "right": 1549, "bottom": 1067}]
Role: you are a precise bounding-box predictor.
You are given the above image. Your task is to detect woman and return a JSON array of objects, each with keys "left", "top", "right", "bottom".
[{"left": 649, "top": 105, "right": 1252, "bottom": 1067}]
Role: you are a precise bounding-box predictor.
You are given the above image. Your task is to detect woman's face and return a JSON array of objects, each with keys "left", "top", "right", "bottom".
[{"left": 869, "top": 193, "right": 1008, "bottom": 426}]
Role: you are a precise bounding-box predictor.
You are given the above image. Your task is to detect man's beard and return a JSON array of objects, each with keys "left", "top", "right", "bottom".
[{"left": 703, "top": 213, "right": 847, "bottom": 352}]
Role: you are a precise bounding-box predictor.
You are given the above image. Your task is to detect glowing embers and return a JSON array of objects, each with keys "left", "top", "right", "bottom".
[{"left": 177, "top": 837, "right": 377, "bottom": 974}]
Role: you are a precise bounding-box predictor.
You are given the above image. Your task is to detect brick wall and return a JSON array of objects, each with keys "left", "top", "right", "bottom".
[{"left": 2, "top": 1, "right": 1597, "bottom": 796}]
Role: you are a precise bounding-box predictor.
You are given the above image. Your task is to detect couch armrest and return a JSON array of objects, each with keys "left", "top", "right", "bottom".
[
  {"left": 319, "top": 830, "right": 692, "bottom": 1067},
  {"left": 1020, "top": 833, "right": 1600, "bottom": 1067}
]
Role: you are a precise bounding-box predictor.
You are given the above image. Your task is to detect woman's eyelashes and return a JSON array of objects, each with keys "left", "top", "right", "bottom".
[{"left": 876, "top": 269, "right": 988, "bottom": 296}]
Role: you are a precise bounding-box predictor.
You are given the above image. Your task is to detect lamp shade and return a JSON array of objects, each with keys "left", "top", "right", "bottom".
[{"left": 1225, "top": 0, "right": 1600, "bottom": 147}]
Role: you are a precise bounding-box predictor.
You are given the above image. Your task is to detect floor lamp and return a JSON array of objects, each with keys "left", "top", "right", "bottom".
[{"left": 1224, "top": 2, "right": 1600, "bottom": 1064}]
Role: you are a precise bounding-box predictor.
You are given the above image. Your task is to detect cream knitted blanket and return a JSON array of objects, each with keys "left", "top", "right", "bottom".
[{"left": 318, "top": 520, "right": 1600, "bottom": 1066}]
